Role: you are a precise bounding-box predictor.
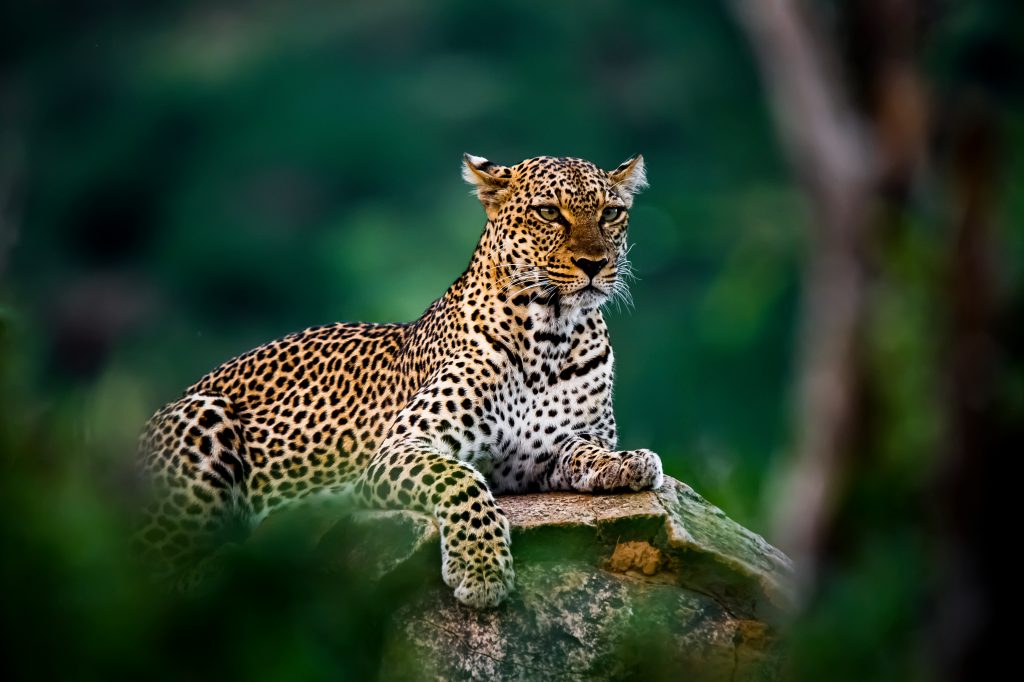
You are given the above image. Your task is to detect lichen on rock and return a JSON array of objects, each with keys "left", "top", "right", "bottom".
[{"left": 608, "top": 540, "right": 663, "bottom": 576}]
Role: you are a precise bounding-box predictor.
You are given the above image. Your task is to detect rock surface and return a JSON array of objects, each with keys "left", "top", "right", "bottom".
[{"left": 291, "top": 477, "right": 793, "bottom": 681}]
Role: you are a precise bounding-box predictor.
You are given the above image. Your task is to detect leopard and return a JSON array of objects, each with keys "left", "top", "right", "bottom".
[{"left": 136, "top": 153, "right": 663, "bottom": 608}]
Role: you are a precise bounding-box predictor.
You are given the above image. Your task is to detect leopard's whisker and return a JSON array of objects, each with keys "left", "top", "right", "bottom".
[{"left": 499, "top": 273, "right": 544, "bottom": 296}]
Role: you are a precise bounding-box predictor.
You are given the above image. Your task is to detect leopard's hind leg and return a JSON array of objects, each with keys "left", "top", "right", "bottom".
[{"left": 134, "top": 392, "right": 254, "bottom": 584}]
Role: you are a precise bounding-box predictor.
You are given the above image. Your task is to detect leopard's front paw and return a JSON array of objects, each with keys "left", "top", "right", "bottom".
[
  {"left": 616, "top": 448, "right": 664, "bottom": 491},
  {"left": 441, "top": 513, "right": 514, "bottom": 608}
]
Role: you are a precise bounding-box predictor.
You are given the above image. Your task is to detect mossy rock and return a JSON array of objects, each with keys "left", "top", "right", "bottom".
[{"left": 260, "top": 477, "right": 793, "bottom": 681}]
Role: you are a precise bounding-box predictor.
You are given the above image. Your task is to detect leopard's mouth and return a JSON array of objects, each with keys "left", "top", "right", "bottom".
[{"left": 543, "top": 273, "right": 617, "bottom": 308}]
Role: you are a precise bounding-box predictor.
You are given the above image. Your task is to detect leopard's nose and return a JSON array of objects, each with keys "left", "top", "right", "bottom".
[{"left": 571, "top": 257, "right": 608, "bottom": 281}]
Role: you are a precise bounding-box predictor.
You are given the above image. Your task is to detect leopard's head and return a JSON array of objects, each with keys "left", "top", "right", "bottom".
[{"left": 463, "top": 154, "right": 647, "bottom": 310}]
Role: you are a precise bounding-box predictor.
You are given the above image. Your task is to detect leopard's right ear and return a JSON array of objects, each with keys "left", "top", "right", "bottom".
[
  {"left": 607, "top": 154, "right": 647, "bottom": 203},
  {"left": 462, "top": 154, "right": 512, "bottom": 219}
]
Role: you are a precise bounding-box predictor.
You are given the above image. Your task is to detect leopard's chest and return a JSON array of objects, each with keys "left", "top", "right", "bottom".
[{"left": 481, "top": 328, "right": 614, "bottom": 491}]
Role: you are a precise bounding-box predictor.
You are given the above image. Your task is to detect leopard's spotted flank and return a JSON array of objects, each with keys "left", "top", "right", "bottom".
[{"left": 136, "top": 154, "right": 663, "bottom": 608}]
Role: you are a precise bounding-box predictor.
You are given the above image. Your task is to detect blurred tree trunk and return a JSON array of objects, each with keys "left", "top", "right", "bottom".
[
  {"left": 732, "top": 1, "right": 1015, "bottom": 678},
  {"left": 936, "top": 92, "right": 1001, "bottom": 682},
  {"left": 730, "top": 0, "right": 926, "bottom": 597},
  {"left": 0, "top": 79, "right": 24, "bottom": 281}
]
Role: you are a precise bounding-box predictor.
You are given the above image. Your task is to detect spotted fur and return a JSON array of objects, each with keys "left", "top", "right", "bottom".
[{"left": 136, "top": 154, "right": 663, "bottom": 608}]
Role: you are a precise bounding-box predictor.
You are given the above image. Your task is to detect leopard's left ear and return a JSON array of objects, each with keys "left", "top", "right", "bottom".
[
  {"left": 463, "top": 154, "right": 512, "bottom": 220},
  {"left": 608, "top": 154, "right": 648, "bottom": 201}
]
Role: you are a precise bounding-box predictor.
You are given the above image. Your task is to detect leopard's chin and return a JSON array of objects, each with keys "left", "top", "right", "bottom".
[{"left": 561, "top": 284, "right": 609, "bottom": 309}]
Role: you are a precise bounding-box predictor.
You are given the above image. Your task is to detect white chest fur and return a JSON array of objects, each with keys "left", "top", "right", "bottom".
[{"left": 478, "top": 303, "right": 616, "bottom": 492}]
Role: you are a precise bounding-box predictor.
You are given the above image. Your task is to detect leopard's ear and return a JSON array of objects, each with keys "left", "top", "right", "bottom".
[
  {"left": 608, "top": 154, "right": 647, "bottom": 202},
  {"left": 463, "top": 154, "right": 512, "bottom": 219}
]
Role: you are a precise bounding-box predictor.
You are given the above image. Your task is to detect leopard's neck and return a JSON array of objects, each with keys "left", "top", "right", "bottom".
[{"left": 440, "top": 229, "right": 604, "bottom": 356}]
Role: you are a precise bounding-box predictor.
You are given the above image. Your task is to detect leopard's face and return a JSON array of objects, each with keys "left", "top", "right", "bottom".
[{"left": 464, "top": 154, "right": 647, "bottom": 309}]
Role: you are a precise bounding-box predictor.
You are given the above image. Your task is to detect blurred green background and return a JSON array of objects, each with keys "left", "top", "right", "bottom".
[
  {"left": 4, "top": 0, "right": 803, "bottom": 524},
  {"left": 1, "top": 1, "right": 1019, "bottom": 680}
]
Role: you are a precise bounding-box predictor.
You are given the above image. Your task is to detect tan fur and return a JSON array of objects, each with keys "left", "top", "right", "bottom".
[{"left": 136, "top": 154, "right": 661, "bottom": 607}]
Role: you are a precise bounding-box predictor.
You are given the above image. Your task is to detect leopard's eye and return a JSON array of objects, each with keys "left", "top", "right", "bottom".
[
  {"left": 535, "top": 206, "right": 561, "bottom": 222},
  {"left": 601, "top": 206, "right": 624, "bottom": 222}
]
